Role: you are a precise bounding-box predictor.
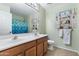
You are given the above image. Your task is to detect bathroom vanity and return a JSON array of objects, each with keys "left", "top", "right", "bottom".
[{"left": 0, "top": 34, "right": 48, "bottom": 56}]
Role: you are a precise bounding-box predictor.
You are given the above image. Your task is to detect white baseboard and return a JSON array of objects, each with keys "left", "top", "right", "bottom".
[{"left": 54, "top": 45, "right": 79, "bottom": 55}]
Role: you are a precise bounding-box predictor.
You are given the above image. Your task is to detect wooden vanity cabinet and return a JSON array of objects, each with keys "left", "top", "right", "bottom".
[
  {"left": 22, "top": 40, "right": 36, "bottom": 51},
  {"left": 0, "top": 36, "right": 48, "bottom": 56},
  {"left": 36, "top": 36, "right": 48, "bottom": 56},
  {"left": 43, "top": 40, "right": 48, "bottom": 55},
  {"left": 17, "top": 53, "right": 24, "bottom": 56},
  {"left": 37, "top": 43, "right": 43, "bottom": 56},
  {"left": 24, "top": 40, "right": 36, "bottom": 56},
  {"left": 0, "top": 45, "right": 23, "bottom": 56},
  {"left": 0, "top": 40, "right": 36, "bottom": 56},
  {"left": 25, "top": 46, "right": 36, "bottom": 56}
]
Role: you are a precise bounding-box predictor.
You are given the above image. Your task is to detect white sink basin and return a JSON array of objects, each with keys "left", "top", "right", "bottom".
[
  {"left": 0, "top": 39, "right": 12, "bottom": 45},
  {"left": 0, "top": 37, "right": 22, "bottom": 45}
]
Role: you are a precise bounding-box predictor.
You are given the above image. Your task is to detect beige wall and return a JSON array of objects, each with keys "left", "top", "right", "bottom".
[
  {"left": 0, "top": 4, "right": 10, "bottom": 12},
  {"left": 46, "top": 3, "right": 79, "bottom": 51},
  {"left": 38, "top": 5, "right": 46, "bottom": 34}
]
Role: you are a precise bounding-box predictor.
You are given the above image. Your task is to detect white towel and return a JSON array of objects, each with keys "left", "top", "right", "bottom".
[
  {"left": 59, "top": 29, "right": 63, "bottom": 38},
  {"left": 63, "top": 29, "right": 72, "bottom": 44}
]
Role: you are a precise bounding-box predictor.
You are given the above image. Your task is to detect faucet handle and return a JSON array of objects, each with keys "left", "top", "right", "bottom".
[{"left": 12, "top": 36, "right": 17, "bottom": 40}]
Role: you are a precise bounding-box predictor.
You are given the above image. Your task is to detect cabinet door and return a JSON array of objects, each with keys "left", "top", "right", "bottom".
[
  {"left": 44, "top": 40, "right": 48, "bottom": 54},
  {"left": 25, "top": 46, "right": 36, "bottom": 56},
  {"left": 37, "top": 43, "right": 43, "bottom": 56}
]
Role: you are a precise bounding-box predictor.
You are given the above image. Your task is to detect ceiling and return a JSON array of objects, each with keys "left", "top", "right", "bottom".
[
  {"left": 2, "top": 3, "right": 38, "bottom": 16},
  {"left": 40, "top": 3, "right": 76, "bottom": 10},
  {"left": 1, "top": 3, "right": 72, "bottom": 16},
  {"left": 40, "top": 3, "right": 57, "bottom": 10},
  {"left": 1, "top": 3, "right": 54, "bottom": 16},
  {"left": 4, "top": 3, "right": 53, "bottom": 16}
]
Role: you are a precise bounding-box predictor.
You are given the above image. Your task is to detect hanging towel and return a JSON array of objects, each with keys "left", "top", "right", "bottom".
[
  {"left": 63, "top": 29, "right": 72, "bottom": 45},
  {"left": 59, "top": 29, "right": 63, "bottom": 38}
]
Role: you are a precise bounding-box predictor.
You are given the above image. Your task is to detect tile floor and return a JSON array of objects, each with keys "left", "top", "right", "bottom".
[{"left": 45, "top": 47, "right": 79, "bottom": 56}]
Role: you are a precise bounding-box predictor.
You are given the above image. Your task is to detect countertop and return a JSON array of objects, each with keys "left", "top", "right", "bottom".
[{"left": 0, "top": 33, "right": 47, "bottom": 51}]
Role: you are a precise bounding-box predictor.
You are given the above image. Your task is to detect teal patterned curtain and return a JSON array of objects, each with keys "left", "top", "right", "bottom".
[{"left": 12, "top": 14, "right": 28, "bottom": 34}]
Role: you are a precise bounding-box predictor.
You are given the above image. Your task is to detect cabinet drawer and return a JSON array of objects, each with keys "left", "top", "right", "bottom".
[
  {"left": 43, "top": 36, "right": 48, "bottom": 41},
  {"left": 22, "top": 40, "right": 36, "bottom": 50},
  {"left": 0, "top": 45, "right": 23, "bottom": 56},
  {"left": 37, "top": 38, "right": 44, "bottom": 44},
  {"left": 37, "top": 36, "right": 48, "bottom": 44}
]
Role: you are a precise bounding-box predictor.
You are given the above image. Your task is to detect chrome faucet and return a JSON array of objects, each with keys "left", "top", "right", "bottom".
[{"left": 12, "top": 36, "right": 18, "bottom": 40}]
